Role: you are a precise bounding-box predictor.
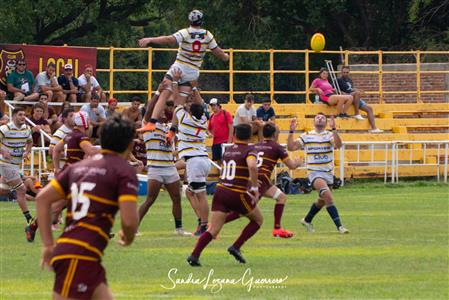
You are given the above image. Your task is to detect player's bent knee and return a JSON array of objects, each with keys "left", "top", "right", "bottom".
[{"left": 319, "top": 186, "right": 330, "bottom": 198}]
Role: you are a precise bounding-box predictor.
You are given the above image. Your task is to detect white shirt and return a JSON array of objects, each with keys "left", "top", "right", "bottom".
[
  {"left": 78, "top": 74, "right": 100, "bottom": 91},
  {"left": 233, "top": 104, "right": 256, "bottom": 126}
]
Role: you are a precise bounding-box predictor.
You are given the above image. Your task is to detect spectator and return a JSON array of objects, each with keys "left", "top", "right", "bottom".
[
  {"left": 208, "top": 98, "right": 233, "bottom": 162},
  {"left": 256, "top": 98, "right": 276, "bottom": 122},
  {"left": 34, "top": 63, "right": 65, "bottom": 106},
  {"left": 123, "top": 96, "right": 142, "bottom": 127},
  {"left": 57, "top": 64, "right": 79, "bottom": 102},
  {"left": 0, "top": 89, "right": 6, "bottom": 122},
  {"left": 106, "top": 98, "right": 119, "bottom": 118},
  {"left": 163, "top": 100, "right": 175, "bottom": 122},
  {"left": 78, "top": 64, "right": 106, "bottom": 102},
  {"left": 37, "top": 93, "right": 58, "bottom": 132},
  {"left": 80, "top": 93, "right": 106, "bottom": 138},
  {"left": 6, "top": 59, "right": 39, "bottom": 101},
  {"left": 131, "top": 134, "right": 146, "bottom": 169},
  {"left": 310, "top": 68, "right": 353, "bottom": 118},
  {"left": 337, "top": 66, "right": 383, "bottom": 133},
  {"left": 29, "top": 103, "right": 51, "bottom": 146},
  {"left": 233, "top": 94, "right": 263, "bottom": 141}
]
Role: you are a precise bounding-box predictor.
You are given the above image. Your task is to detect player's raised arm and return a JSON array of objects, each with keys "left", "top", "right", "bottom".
[
  {"left": 79, "top": 140, "right": 100, "bottom": 157},
  {"left": 138, "top": 35, "right": 177, "bottom": 47},
  {"left": 211, "top": 47, "right": 230, "bottom": 62},
  {"left": 190, "top": 81, "right": 204, "bottom": 105},
  {"left": 52, "top": 141, "right": 64, "bottom": 173},
  {"left": 283, "top": 157, "right": 303, "bottom": 170},
  {"left": 287, "top": 118, "right": 301, "bottom": 151},
  {"left": 329, "top": 115, "right": 342, "bottom": 149}
]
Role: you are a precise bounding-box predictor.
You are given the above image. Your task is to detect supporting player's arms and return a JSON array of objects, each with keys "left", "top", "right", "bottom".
[
  {"left": 143, "top": 91, "right": 161, "bottom": 122},
  {"left": 283, "top": 157, "right": 303, "bottom": 169},
  {"left": 36, "top": 184, "right": 65, "bottom": 270},
  {"left": 52, "top": 141, "right": 64, "bottom": 173},
  {"left": 287, "top": 118, "right": 301, "bottom": 151},
  {"left": 80, "top": 141, "right": 100, "bottom": 157},
  {"left": 118, "top": 200, "right": 138, "bottom": 246},
  {"left": 211, "top": 47, "right": 230, "bottom": 62},
  {"left": 190, "top": 81, "right": 204, "bottom": 105},
  {"left": 329, "top": 116, "right": 342, "bottom": 149},
  {"left": 246, "top": 155, "right": 259, "bottom": 200},
  {"left": 138, "top": 36, "right": 177, "bottom": 47}
]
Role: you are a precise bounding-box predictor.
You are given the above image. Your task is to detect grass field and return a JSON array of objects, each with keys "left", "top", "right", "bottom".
[{"left": 0, "top": 181, "right": 448, "bottom": 299}]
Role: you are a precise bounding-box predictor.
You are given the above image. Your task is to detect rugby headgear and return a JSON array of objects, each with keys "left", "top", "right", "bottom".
[
  {"left": 188, "top": 10, "right": 203, "bottom": 26},
  {"left": 73, "top": 111, "right": 89, "bottom": 129}
]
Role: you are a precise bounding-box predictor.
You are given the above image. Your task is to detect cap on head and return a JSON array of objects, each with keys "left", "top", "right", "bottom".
[
  {"left": 64, "top": 63, "right": 73, "bottom": 70},
  {"left": 209, "top": 98, "right": 218, "bottom": 105},
  {"left": 73, "top": 111, "right": 89, "bottom": 129},
  {"left": 189, "top": 9, "right": 203, "bottom": 26},
  {"left": 108, "top": 98, "right": 118, "bottom": 105}
]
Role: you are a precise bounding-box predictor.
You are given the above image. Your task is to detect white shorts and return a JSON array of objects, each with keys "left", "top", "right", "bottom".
[
  {"left": 167, "top": 62, "right": 200, "bottom": 84},
  {"left": 0, "top": 163, "right": 21, "bottom": 182},
  {"left": 186, "top": 156, "right": 211, "bottom": 184},
  {"left": 147, "top": 166, "right": 180, "bottom": 185},
  {"left": 308, "top": 171, "right": 334, "bottom": 186}
]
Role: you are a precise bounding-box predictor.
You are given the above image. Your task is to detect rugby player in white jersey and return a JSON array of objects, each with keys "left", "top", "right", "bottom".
[
  {"left": 287, "top": 113, "right": 349, "bottom": 234},
  {"left": 0, "top": 107, "right": 35, "bottom": 240},
  {"left": 138, "top": 9, "right": 229, "bottom": 139}
]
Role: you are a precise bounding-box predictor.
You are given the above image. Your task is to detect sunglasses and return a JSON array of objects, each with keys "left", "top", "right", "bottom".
[{"left": 17, "top": 63, "right": 26, "bottom": 66}]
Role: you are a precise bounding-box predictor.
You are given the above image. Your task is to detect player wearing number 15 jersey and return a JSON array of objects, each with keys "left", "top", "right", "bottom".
[
  {"left": 138, "top": 9, "right": 229, "bottom": 133},
  {"left": 37, "top": 116, "right": 139, "bottom": 300},
  {"left": 225, "top": 123, "right": 302, "bottom": 238},
  {"left": 188, "top": 124, "right": 263, "bottom": 267}
]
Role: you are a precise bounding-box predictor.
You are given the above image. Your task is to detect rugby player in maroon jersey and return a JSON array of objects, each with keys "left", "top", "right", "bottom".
[
  {"left": 36, "top": 115, "right": 139, "bottom": 300},
  {"left": 225, "top": 123, "right": 302, "bottom": 238},
  {"left": 187, "top": 124, "right": 262, "bottom": 266}
]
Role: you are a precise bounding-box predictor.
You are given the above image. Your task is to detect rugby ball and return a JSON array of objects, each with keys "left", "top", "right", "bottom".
[{"left": 311, "top": 33, "right": 326, "bottom": 52}]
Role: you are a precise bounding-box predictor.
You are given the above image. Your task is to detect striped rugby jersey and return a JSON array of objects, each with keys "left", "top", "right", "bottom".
[
  {"left": 175, "top": 106, "right": 208, "bottom": 159},
  {"left": 298, "top": 130, "right": 335, "bottom": 173},
  {"left": 143, "top": 123, "right": 174, "bottom": 167},
  {"left": 172, "top": 27, "right": 218, "bottom": 69},
  {"left": 0, "top": 122, "right": 32, "bottom": 165},
  {"left": 51, "top": 124, "right": 72, "bottom": 162}
]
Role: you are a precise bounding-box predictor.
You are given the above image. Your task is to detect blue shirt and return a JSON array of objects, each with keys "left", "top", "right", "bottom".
[{"left": 256, "top": 106, "right": 275, "bottom": 121}]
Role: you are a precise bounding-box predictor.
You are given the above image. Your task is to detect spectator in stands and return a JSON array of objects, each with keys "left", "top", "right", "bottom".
[
  {"left": 131, "top": 134, "right": 146, "bottom": 169},
  {"left": 29, "top": 103, "right": 51, "bottom": 146},
  {"left": 37, "top": 93, "right": 58, "bottom": 132},
  {"left": 123, "top": 96, "right": 142, "bottom": 127},
  {"left": 208, "top": 98, "right": 233, "bottom": 162},
  {"left": 6, "top": 59, "right": 39, "bottom": 101},
  {"left": 106, "top": 97, "right": 119, "bottom": 118},
  {"left": 310, "top": 68, "right": 353, "bottom": 118},
  {"left": 337, "top": 66, "right": 383, "bottom": 133},
  {"left": 78, "top": 64, "right": 106, "bottom": 102},
  {"left": 34, "top": 63, "right": 65, "bottom": 111},
  {"left": 257, "top": 98, "right": 276, "bottom": 122},
  {"left": 233, "top": 94, "right": 264, "bottom": 141},
  {"left": 80, "top": 93, "right": 106, "bottom": 138},
  {"left": 164, "top": 100, "right": 175, "bottom": 122},
  {"left": 0, "top": 89, "right": 6, "bottom": 123},
  {"left": 57, "top": 64, "right": 79, "bottom": 102}
]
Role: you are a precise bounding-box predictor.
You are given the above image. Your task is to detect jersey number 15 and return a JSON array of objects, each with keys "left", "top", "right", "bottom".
[{"left": 70, "top": 182, "right": 96, "bottom": 220}]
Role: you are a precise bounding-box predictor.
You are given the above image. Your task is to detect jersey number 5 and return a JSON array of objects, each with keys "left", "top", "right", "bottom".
[
  {"left": 70, "top": 182, "right": 96, "bottom": 220},
  {"left": 192, "top": 41, "right": 202, "bottom": 53},
  {"left": 221, "top": 160, "right": 236, "bottom": 180}
]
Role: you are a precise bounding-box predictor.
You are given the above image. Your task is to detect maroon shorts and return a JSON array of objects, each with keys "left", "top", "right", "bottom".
[
  {"left": 258, "top": 176, "right": 272, "bottom": 198},
  {"left": 53, "top": 258, "right": 106, "bottom": 299},
  {"left": 212, "top": 186, "right": 256, "bottom": 215}
]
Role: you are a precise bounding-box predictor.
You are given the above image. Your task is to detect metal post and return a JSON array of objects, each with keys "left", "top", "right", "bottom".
[
  {"left": 416, "top": 50, "right": 421, "bottom": 103},
  {"left": 437, "top": 143, "right": 440, "bottom": 182},
  {"left": 340, "top": 144, "right": 345, "bottom": 186},
  {"left": 109, "top": 47, "right": 114, "bottom": 98},
  {"left": 391, "top": 143, "right": 395, "bottom": 183},
  {"left": 378, "top": 51, "right": 383, "bottom": 104},
  {"left": 228, "top": 49, "right": 234, "bottom": 103},
  {"left": 269, "top": 49, "right": 275, "bottom": 102},
  {"left": 147, "top": 48, "right": 153, "bottom": 99},
  {"left": 30, "top": 148, "right": 35, "bottom": 177},
  {"left": 384, "top": 143, "right": 388, "bottom": 184},
  {"left": 305, "top": 49, "right": 310, "bottom": 103},
  {"left": 444, "top": 143, "right": 448, "bottom": 183}
]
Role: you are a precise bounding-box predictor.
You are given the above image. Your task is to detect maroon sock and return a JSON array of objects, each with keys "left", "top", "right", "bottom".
[
  {"left": 191, "top": 231, "right": 213, "bottom": 258},
  {"left": 225, "top": 211, "right": 240, "bottom": 223},
  {"left": 232, "top": 221, "right": 260, "bottom": 250},
  {"left": 274, "top": 203, "right": 285, "bottom": 229}
]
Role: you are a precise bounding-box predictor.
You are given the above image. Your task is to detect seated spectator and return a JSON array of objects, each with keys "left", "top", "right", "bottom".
[
  {"left": 6, "top": 59, "right": 39, "bottom": 101},
  {"left": 57, "top": 64, "right": 79, "bottom": 102},
  {"left": 78, "top": 64, "right": 106, "bottom": 102},
  {"left": 80, "top": 93, "right": 106, "bottom": 138},
  {"left": 233, "top": 94, "right": 264, "bottom": 141},
  {"left": 37, "top": 93, "right": 58, "bottom": 132},
  {"left": 257, "top": 98, "right": 276, "bottom": 122},
  {"left": 33, "top": 63, "right": 65, "bottom": 112},
  {"left": 123, "top": 96, "right": 142, "bottom": 127},
  {"left": 208, "top": 98, "right": 233, "bottom": 162},
  {"left": 310, "top": 68, "right": 353, "bottom": 118},
  {"left": 106, "top": 97, "right": 119, "bottom": 118},
  {"left": 131, "top": 134, "right": 146, "bottom": 171},
  {"left": 338, "top": 66, "right": 383, "bottom": 133},
  {"left": 29, "top": 103, "right": 51, "bottom": 146}
]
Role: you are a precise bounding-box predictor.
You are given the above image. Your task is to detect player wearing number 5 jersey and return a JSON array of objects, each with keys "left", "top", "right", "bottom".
[
  {"left": 287, "top": 113, "right": 349, "bottom": 234},
  {"left": 225, "top": 123, "right": 302, "bottom": 238},
  {"left": 37, "top": 116, "right": 139, "bottom": 300},
  {"left": 138, "top": 9, "right": 229, "bottom": 133},
  {"left": 188, "top": 124, "right": 263, "bottom": 266}
]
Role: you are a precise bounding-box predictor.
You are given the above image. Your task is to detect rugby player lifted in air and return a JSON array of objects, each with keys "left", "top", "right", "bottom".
[
  {"left": 138, "top": 9, "right": 229, "bottom": 142},
  {"left": 37, "top": 116, "right": 139, "bottom": 300},
  {"left": 225, "top": 123, "right": 303, "bottom": 238},
  {"left": 287, "top": 114, "right": 349, "bottom": 234}
]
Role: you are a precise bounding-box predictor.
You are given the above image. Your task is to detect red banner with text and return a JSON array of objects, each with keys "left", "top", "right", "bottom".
[{"left": 0, "top": 44, "right": 97, "bottom": 87}]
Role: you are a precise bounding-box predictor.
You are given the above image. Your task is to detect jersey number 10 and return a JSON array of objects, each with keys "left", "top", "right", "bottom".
[
  {"left": 70, "top": 182, "right": 96, "bottom": 220},
  {"left": 221, "top": 160, "right": 236, "bottom": 180}
]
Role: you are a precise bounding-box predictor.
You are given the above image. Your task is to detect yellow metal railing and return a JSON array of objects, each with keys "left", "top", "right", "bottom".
[{"left": 95, "top": 48, "right": 449, "bottom": 103}]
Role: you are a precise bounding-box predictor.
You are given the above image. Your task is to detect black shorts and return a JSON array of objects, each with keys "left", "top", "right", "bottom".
[{"left": 211, "top": 144, "right": 223, "bottom": 161}]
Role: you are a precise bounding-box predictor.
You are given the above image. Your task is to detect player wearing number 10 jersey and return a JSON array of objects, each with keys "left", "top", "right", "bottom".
[
  {"left": 188, "top": 124, "right": 263, "bottom": 266},
  {"left": 138, "top": 9, "right": 229, "bottom": 133},
  {"left": 225, "top": 123, "right": 302, "bottom": 238},
  {"left": 37, "top": 116, "right": 139, "bottom": 300}
]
